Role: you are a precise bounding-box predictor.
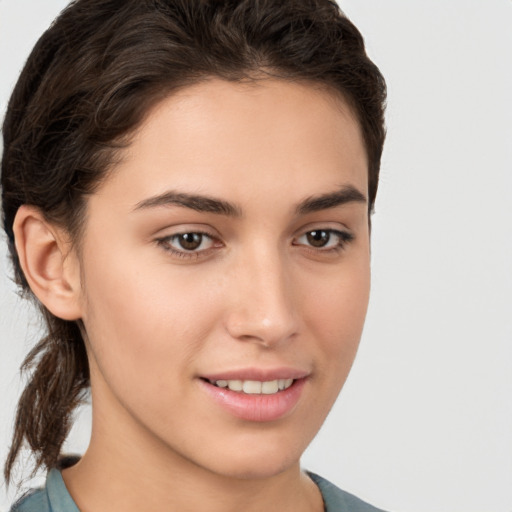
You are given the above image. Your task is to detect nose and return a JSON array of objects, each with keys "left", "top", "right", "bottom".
[{"left": 224, "top": 249, "right": 299, "bottom": 348}]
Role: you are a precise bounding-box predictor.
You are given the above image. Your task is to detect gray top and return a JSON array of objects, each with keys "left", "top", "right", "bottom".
[
  {"left": 11, "top": 468, "right": 387, "bottom": 512},
  {"left": 308, "top": 472, "right": 387, "bottom": 512},
  {"left": 11, "top": 470, "right": 79, "bottom": 512}
]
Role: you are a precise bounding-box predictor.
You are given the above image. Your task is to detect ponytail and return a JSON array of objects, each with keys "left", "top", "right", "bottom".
[{"left": 4, "top": 315, "right": 89, "bottom": 483}]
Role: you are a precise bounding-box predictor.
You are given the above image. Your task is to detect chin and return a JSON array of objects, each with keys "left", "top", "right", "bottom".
[
  {"left": 216, "top": 459, "right": 299, "bottom": 481},
  {"left": 201, "top": 437, "right": 306, "bottom": 481}
]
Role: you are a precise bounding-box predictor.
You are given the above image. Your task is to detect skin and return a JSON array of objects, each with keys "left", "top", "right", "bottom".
[{"left": 17, "top": 79, "right": 371, "bottom": 512}]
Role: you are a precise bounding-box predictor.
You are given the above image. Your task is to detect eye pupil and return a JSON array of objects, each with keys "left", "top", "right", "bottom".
[
  {"left": 307, "top": 230, "right": 329, "bottom": 247},
  {"left": 179, "top": 233, "right": 202, "bottom": 250}
]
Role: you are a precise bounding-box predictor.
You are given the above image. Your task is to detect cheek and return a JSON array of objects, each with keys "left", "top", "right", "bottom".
[
  {"left": 300, "top": 255, "right": 370, "bottom": 409},
  {"left": 79, "top": 247, "right": 222, "bottom": 389},
  {"left": 304, "top": 260, "right": 370, "bottom": 350}
]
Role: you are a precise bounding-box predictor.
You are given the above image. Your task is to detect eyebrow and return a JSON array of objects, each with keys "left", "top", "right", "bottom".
[
  {"left": 133, "top": 191, "right": 242, "bottom": 217},
  {"left": 133, "top": 185, "right": 366, "bottom": 217},
  {"left": 295, "top": 186, "right": 367, "bottom": 215}
]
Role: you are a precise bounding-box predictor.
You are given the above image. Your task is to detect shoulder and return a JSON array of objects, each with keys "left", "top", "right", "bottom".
[
  {"left": 10, "top": 487, "right": 51, "bottom": 512},
  {"left": 9, "top": 468, "right": 80, "bottom": 512},
  {"left": 308, "top": 472, "right": 389, "bottom": 512}
]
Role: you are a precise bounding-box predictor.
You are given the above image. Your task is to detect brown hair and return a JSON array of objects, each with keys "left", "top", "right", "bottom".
[{"left": 1, "top": 0, "right": 386, "bottom": 483}]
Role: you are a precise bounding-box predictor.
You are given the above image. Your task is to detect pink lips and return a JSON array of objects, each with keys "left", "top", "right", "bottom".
[{"left": 199, "top": 369, "right": 308, "bottom": 422}]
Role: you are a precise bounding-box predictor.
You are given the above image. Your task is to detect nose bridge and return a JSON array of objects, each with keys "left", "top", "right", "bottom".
[{"left": 225, "top": 242, "right": 298, "bottom": 346}]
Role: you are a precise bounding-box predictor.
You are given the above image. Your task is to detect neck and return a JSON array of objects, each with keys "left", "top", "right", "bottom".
[{"left": 63, "top": 442, "right": 321, "bottom": 512}]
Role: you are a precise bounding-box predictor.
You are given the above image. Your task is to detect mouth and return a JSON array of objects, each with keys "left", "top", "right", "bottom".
[
  {"left": 199, "top": 374, "right": 307, "bottom": 422},
  {"left": 205, "top": 378, "right": 295, "bottom": 395}
]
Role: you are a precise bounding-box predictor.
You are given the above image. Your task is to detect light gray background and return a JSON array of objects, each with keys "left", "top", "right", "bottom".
[{"left": 1, "top": 1, "right": 511, "bottom": 511}]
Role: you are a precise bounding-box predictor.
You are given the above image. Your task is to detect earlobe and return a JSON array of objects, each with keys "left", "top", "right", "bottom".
[{"left": 13, "top": 205, "right": 83, "bottom": 321}]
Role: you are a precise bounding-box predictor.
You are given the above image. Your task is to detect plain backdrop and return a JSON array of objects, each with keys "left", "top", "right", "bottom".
[{"left": 1, "top": 1, "right": 511, "bottom": 511}]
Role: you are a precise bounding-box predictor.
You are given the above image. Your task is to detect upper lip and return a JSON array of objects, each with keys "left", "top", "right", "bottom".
[{"left": 200, "top": 367, "right": 310, "bottom": 382}]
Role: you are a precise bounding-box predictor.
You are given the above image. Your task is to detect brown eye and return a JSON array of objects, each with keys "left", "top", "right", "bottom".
[
  {"left": 294, "top": 229, "right": 353, "bottom": 252},
  {"left": 177, "top": 233, "right": 203, "bottom": 250},
  {"left": 157, "top": 231, "right": 220, "bottom": 258},
  {"left": 306, "top": 230, "right": 330, "bottom": 247}
]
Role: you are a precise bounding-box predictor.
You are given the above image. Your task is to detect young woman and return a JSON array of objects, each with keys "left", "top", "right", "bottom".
[{"left": 2, "top": 1, "right": 387, "bottom": 511}]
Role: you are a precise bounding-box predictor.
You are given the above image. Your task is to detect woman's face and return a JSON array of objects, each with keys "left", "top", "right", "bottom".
[{"left": 76, "top": 79, "right": 370, "bottom": 478}]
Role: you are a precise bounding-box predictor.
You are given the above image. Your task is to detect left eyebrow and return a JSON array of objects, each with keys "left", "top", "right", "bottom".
[{"left": 296, "top": 185, "right": 367, "bottom": 215}]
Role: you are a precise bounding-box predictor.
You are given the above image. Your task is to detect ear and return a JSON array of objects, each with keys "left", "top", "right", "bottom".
[{"left": 13, "top": 205, "right": 82, "bottom": 321}]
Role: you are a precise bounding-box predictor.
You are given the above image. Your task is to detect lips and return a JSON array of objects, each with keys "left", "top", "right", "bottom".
[{"left": 199, "top": 368, "right": 309, "bottom": 422}]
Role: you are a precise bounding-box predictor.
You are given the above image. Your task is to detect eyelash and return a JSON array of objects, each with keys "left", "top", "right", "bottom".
[
  {"left": 292, "top": 229, "right": 354, "bottom": 254},
  {"left": 156, "top": 230, "right": 220, "bottom": 259},
  {"left": 155, "top": 228, "right": 354, "bottom": 260}
]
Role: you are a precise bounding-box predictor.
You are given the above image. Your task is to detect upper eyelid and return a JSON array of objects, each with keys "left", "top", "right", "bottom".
[
  {"left": 292, "top": 223, "right": 352, "bottom": 239},
  {"left": 157, "top": 231, "right": 219, "bottom": 246},
  {"left": 164, "top": 229, "right": 215, "bottom": 237},
  {"left": 293, "top": 228, "right": 353, "bottom": 243},
  {"left": 155, "top": 226, "right": 352, "bottom": 239},
  {"left": 154, "top": 224, "right": 353, "bottom": 243},
  {"left": 153, "top": 224, "right": 219, "bottom": 239}
]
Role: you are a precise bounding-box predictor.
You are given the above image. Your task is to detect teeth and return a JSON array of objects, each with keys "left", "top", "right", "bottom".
[
  {"left": 212, "top": 378, "right": 294, "bottom": 394},
  {"left": 243, "top": 380, "right": 262, "bottom": 394},
  {"left": 227, "top": 380, "right": 242, "bottom": 392},
  {"left": 261, "top": 380, "right": 278, "bottom": 394}
]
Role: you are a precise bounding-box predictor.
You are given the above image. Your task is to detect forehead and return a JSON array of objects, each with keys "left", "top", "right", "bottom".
[{"left": 95, "top": 78, "right": 368, "bottom": 211}]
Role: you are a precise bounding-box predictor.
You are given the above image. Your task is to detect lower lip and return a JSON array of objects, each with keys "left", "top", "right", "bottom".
[{"left": 199, "top": 378, "right": 307, "bottom": 422}]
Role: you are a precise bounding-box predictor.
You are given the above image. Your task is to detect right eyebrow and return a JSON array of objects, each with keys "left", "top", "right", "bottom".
[{"left": 132, "top": 191, "right": 242, "bottom": 217}]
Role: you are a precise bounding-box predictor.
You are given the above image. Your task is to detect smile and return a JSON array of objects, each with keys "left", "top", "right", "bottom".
[
  {"left": 200, "top": 376, "right": 307, "bottom": 422},
  {"left": 208, "top": 379, "right": 294, "bottom": 395}
]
